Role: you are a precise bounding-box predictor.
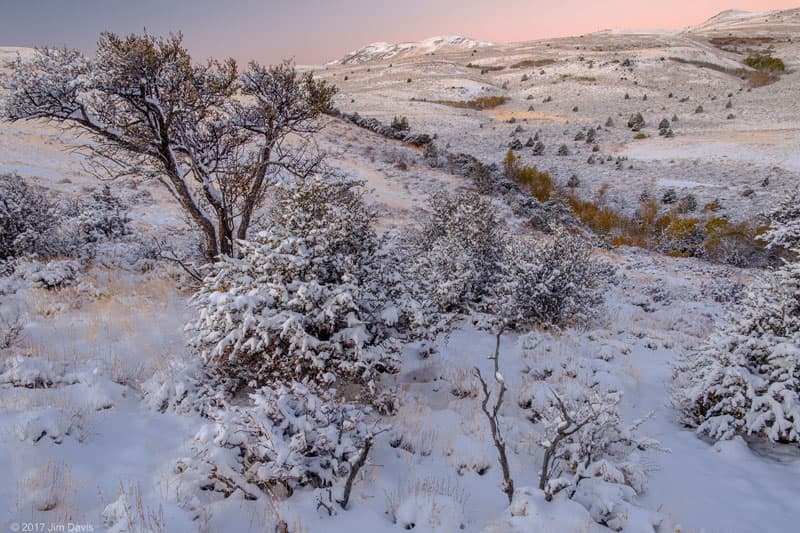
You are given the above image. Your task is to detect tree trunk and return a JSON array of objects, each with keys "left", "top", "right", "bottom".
[
  {"left": 218, "top": 213, "right": 234, "bottom": 258},
  {"left": 236, "top": 147, "right": 271, "bottom": 242}
]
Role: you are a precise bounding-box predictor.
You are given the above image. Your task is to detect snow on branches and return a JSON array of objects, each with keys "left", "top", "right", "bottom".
[
  {"left": 0, "top": 175, "right": 59, "bottom": 260},
  {"left": 763, "top": 188, "right": 800, "bottom": 252},
  {"left": 674, "top": 187, "right": 800, "bottom": 445},
  {"left": 405, "top": 190, "right": 611, "bottom": 331},
  {"left": 406, "top": 190, "right": 504, "bottom": 316},
  {"left": 187, "top": 174, "right": 398, "bottom": 395},
  {"left": 496, "top": 228, "right": 611, "bottom": 329},
  {"left": 2, "top": 34, "right": 336, "bottom": 257},
  {"left": 674, "top": 263, "right": 800, "bottom": 444},
  {"left": 521, "top": 377, "right": 662, "bottom": 531},
  {"left": 77, "top": 184, "right": 131, "bottom": 243},
  {"left": 177, "top": 381, "right": 381, "bottom": 501}
]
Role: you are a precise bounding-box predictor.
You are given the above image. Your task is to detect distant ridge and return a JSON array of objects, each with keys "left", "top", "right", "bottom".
[
  {"left": 328, "top": 36, "right": 493, "bottom": 65},
  {"left": 684, "top": 7, "right": 800, "bottom": 34}
]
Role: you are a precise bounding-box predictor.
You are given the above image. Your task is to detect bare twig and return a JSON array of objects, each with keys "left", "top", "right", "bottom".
[
  {"left": 338, "top": 427, "right": 389, "bottom": 510},
  {"left": 338, "top": 439, "right": 371, "bottom": 510},
  {"left": 153, "top": 238, "right": 204, "bottom": 283},
  {"left": 474, "top": 326, "right": 514, "bottom": 504}
]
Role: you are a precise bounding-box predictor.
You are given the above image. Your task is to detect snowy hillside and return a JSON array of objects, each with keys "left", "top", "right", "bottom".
[
  {"left": 2, "top": 7, "right": 800, "bottom": 533},
  {"left": 685, "top": 7, "right": 800, "bottom": 34}
]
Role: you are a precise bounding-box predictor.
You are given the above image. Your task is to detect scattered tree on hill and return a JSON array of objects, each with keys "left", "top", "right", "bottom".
[{"left": 627, "top": 113, "right": 645, "bottom": 132}]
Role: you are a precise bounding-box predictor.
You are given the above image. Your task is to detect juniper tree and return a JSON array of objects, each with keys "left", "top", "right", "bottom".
[
  {"left": 2, "top": 32, "right": 335, "bottom": 258},
  {"left": 188, "top": 173, "right": 398, "bottom": 396}
]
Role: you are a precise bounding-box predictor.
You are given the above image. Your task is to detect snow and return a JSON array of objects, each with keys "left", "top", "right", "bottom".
[
  {"left": 2, "top": 8, "right": 800, "bottom": 533},
  {"left": 656, "top": 178, "right": 711, "bottom": 189},
  {"left": 626, "top": 133, "right": 800, "bottom": 173},
  {"left": 483, "top": 488, "right": 605, "bottom": 532},
  {"left": 330, "top": 36, "right": 493, "bottom": 65}
]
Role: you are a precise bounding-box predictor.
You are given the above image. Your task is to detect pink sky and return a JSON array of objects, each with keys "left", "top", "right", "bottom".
[{"left": 0, "top": 0, "right": 797, "bottom": 64}]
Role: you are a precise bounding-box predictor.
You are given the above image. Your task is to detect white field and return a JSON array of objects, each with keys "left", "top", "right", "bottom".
[{"left": 1, "top": 8, "right": 800, "bottom": 533}]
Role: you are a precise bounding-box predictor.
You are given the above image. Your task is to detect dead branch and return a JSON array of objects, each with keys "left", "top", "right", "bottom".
[
  {"left": 153, "top": 238, "right": 204, "bottom": 283},
  {"left": 338, "top": 427, "right": 389, "bottom": 510},
  {"left": 474, "top": 326, "right": 514, "bottom": 504}
]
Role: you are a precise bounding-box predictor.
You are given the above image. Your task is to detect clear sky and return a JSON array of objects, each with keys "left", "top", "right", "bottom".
[{"left": 0, "top": 1, "right": 796, "bottom": 65}]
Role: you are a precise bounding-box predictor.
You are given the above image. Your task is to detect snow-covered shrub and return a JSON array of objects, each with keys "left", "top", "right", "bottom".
[
  {"left": 0, "top": 355, "right": 57, "bottom": 388},
  {"left": 763, "top": 188, "right": 800, "bottom": 252},
  {"left": 497, "top": 228, "right": 611, "bottom": 328},
  {"left": 102, "top": 483, "right": 166, "bottom": 533},
  {"left": 406, "top": 190, "right": 505, "bottom": 315},
  {"left": 359, "top": 233, "right": 437, "bottom": 339},
  {"left": 484, "top": 487, "right": 605, "bottom": 533},
  {"left": 627, "top": 113, "right": 645, "bottom": 132},
  {"left": 674, "top": 263, "right": 800, "bottom": 443},
  {"left": 18, "top": 258, "right": 79, "bottom": 289},
  {"left": 674, "top": 202, "right": 800, "bottom": 443},
  {"left": 16, "top": 406, "right": 85, "bottom": 444},
  {"left": 0, "top": 175, "right": 60, "bottom": 260},
  {"left": 520, "top": 373, "right": 661, "bottom": 531},
  {"left": 188, "top": 173, "right": 399, "bottom": 393},
  {"left": 405, "top": 192, "right": 610, "bottom": 331},
  {"left": 178, "top": 381, "right": 379, "bottom": 498},
  {"left": 1, "top": 176, "right": 137, "bottom": 274},
  {"left": 142, "top": 358, "right": 229, "bottom": 416},
  {"left": 76, "top": 185, "right": 131, "bottom": 243},
  {"left": 385, "top": 477, "right": 466, "bottom": 530}
]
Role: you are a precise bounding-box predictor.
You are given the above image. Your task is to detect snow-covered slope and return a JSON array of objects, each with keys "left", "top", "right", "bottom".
[
  {"left": 684, "top": 7, "right": 800, "bottom": 35},
  {"left": 3, "top": 7, "right": 800, "bottom": 533},
  {"left": 330, "top": 36, "right": 493, "bottom": 65}
]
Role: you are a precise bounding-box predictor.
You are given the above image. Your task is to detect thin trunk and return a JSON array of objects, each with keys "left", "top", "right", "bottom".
[
  {"left": 162, "top": 158, "right": 219, "bottom": 259},
  {"left": 218, "top": 212, "right": 234, "bottom": 257},
  {"left": 237, "top": 146, "right": 271, "bottom": 241}
]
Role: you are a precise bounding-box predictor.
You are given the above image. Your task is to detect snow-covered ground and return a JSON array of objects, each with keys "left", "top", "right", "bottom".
[{"left": 2, "top": 7, "right": 800, "bottom": 533}]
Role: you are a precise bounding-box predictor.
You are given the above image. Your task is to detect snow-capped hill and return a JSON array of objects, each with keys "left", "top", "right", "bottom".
[
  {"left": 415, "top": 35, "right": 493, "bottom": 52},
  {"left": 684, "top": 7, "right": 800, "bottom": 34},
  {"left": 329, "top": 35, "right": 493, "bottom": 65}
]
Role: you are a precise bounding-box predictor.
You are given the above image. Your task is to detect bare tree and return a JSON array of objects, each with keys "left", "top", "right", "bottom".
[
  {"left": 1, "top": 33, "right": 336, "bottom": 258},
  {"left": 474, "top": 327, "right": 514, "bottom": 504}
]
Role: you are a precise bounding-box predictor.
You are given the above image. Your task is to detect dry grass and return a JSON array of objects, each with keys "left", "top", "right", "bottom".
[
  {"left": 109, "top": 482, "right": 166, "bottom": 533},
  {"left": 487, "top": 110, "right": 567, "bottom": 122},
  {"left": 509, "top": 58, "right": 557, "bottom": 69},
  {"left": 709, "top": 36, "right": 775, "bottom": 48},
  {"left": 385, "top": 476, "right": 467, "bottom": 526},
  {"left": 566, "top": 191, "right": 767, "bottom": 263},
  {"left": 503, "top": 149, "right": 555, "bottom": 202},
  {"left": 16, "top": 460, "right": 78, "bottom": 522},
  {"left": 748, "top": 70, "right": 780, "bottom": 87},
  {"left": 431, "top": 95, "right": 508, "bottom": 110},
  {"left": 18, "top": 267, "right": 186, "bottom": 383},
  {"left": 464, "top": 63, "right": 505, "bottom": 71}
]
